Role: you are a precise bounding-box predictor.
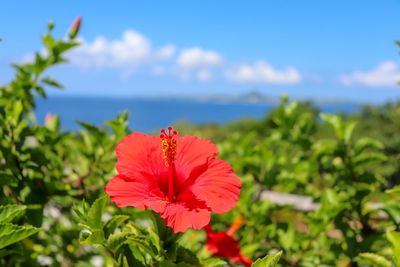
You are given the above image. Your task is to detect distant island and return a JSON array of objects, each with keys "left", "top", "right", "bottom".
[{"left": 147, "top": 90, "right": 364, "bottom": 106}]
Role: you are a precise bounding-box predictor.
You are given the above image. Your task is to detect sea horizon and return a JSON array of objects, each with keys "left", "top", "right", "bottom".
[{"left": 35, "top": 96, "right": 363, "bottom": 133}]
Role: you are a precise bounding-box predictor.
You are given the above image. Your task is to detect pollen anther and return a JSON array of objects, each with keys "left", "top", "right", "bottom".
[{"left": 160, "top": 127, "right": 178, "bottom": 167}]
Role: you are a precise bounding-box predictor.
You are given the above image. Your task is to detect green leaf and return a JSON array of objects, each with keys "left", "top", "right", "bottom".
[
  {"left": 86, "top": 195, "right": 108, "bottom": 230},
  {"left": 54, "top": 41, "right": 79, "bottom": 55},
  {"left": 278, "top": 226, "right": 294, "bottom": 251},
  {"left": 126, "top": 236, "right": 158, "bottom": 258},
  {"left": 175, "top": 246, "right": 199, "bottom": 265},
  {"left": 320, "top": 113, "right": 357, "bottom": 143},
  {"left": 354, "top": 137, "right": 384, "bottom": 155},
  {"left": 34, "top": 85, "right": 47, "bottom": 98},
  {"left": 42, "top": 34, "right": 55, "bottom": 50},
  {"left": 352, "top": 152, "right": 387, "bottom": 168},
  {"left": 386, "top": 185, "right": 400, "bottom": 194},
  {"left": 72, "top": 199, "right": 89, "bottom": 221},
  {"left": 0, "top": 205, "right": 26, "bottom": 223},
  {"left": 104, "top": 215, "right": 130, "bottom": 238},
  {"left": 47, "top": 21, "right": 54, "bottom": 31},
  {"left": 105, "top": 111, "right": 129, "bottom": 140},
  {"left": 386, "top": 231, "right": 400, "bottom": 266},
  {"left": 79, "top": 229, "right": 104, "bottom": 245},
  {"left": 320, "top": 113, "right": 344, "bottom": 140},
  {"left": 313, "top": 139, "right": 337, "bottom": 157},
  {"left": 380, "top": 203, "right": 400, "bottom": 225},
  {"left": 107, "top": 231, "right": 129, "bottom": 252},
  {"left": 115, "top": 243, "right": 147, "bottom": 267},
  {"left": 150, "top": 211, "right": 175, "bottom": 242},
  {"left": 252, "top": 251, "right": 282, "bottom": 267},
  {"left": 41, "top": 77, "right": 64, "bottom": 89},
  {"left": 6, "top": 100, "right": 23, "bottom": 124},
  {"left": 147, "top": 227, "right": 161, "bottom": 253},
  {"left": 124, "top": 243, "right": 147, "bottom": 267},
  {"left": 32, "top": 52, "right": 48, "bottom": 74},
  {"left": 344, "top": 121, "right": 357, "bottom": 143},
  {"left": 0, "top": 223, "right": 39, "bottom": 249},
  {"left": 200, "top": 258, "right": 227, "bottom": 267},
  {"left": 77, "top": 121, "right": 105, "bottom": 140},
  {"left": 358, "top": 252, "right": 391, "bottom": 267}
]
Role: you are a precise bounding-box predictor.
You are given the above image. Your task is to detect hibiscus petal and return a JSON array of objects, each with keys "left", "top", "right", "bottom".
[
  {"left": 116, "top": 132, "right": 165, "bottom": 177},
  {"left": 105, "top": 175, "right": 164, "bottom": 208},
  {"left": 159, "top": 190, "right": 211, "bottom": 233},
  {"left": 174, "top": 136, "right": 218, "bottom": 184},
  {"left": 189, "top": 158, "right": 241, "bottom": 213},
  {"left": 161, "top": 204, "right": 211, "bottom": 233},
  {"left": 115, "top": 132, "right": 168, "bottom": 190}
]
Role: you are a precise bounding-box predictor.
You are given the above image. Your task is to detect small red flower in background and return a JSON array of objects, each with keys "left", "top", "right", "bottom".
[
  {"left": 45, "top": 112, "right": 54, "bottom": 125},
  {"left": 205, "top": 218, "right": 252, "bottom": 267},
  {"left": 105, "top": 127, "right": 241, "bottom": 233}
]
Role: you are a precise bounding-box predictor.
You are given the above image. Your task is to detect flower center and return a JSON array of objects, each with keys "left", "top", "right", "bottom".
[
  {"left": 160, "top": 127, "right": 178, "bottom": 201},
  {"left": 160, "top": 127, "right": 177, "bottom": 167}
]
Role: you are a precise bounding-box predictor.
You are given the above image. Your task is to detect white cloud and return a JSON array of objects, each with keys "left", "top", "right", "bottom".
[
  {"left": 19, "top": 54, "right": 35, "bottom": 64},
  {"left": 177, "top": 47, "right": 223, "bottom": 69},
  {"left": 225, "top": 61, "right": 301, "bottom": 85},
  {"left": 339, "top": 61, "right": 400, "bottom": 87},
  {"left": 156, "top": 45, "right": 176, "bottom": 60},
  {"left": 19, "top": 28, "right": 303, "bottom": 85},
  {"left": 68, "top": 30, "right": 174, "bottom": 71},
  {"left": 196, "top": 69, "right": 212, "bottom": 82}
]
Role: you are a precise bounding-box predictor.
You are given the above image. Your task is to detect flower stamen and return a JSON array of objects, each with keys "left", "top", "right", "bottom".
[
  {"left": 160, "top": 126, "right": 178, "bottom": 201},
  {"left": 160, "top": 127, "right": 177, "bottom": 167}
]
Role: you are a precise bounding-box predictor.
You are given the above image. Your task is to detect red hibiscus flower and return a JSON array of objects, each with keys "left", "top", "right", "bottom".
[
  {"left": 105, "top": 127, "right": 241, "bottom": 233},
  {"left": 205, "top": 218, "right": 252, "bottom": 267}
]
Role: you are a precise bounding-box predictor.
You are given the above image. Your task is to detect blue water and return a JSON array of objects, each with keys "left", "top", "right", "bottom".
[{"left": 35, "top": 97, "right": 360, "bottom": 133}]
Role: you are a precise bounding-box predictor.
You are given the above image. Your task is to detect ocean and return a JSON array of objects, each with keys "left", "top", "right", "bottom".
[{"left": 35, "top": 97, "right": 360, "bottom": 133}]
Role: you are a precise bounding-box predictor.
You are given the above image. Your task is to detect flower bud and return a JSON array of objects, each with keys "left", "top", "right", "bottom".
[
  {"left": 68, "top": 16, "right": 82, "bottom": 39},
  {"left": 45, "top": 112, "right": 60, "bottom": 132}
]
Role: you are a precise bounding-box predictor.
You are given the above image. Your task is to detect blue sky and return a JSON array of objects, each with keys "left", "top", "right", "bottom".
[{"left": 1, "top": 1, "right": 400, "bottom": 103}]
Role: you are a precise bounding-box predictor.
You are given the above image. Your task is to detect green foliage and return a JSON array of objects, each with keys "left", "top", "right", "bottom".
[
  {"left": 358, "top": 253, "right": 391, "bottom": 267},
  {"left": 0, "top": 21, "right": 131, "bottom": 266},
  {"left": 76, "top": 196, "right": 203, "bottom": 266},
  {"left": 0, "top": 204, "right": 39, "bottom": 261},
  {"left": 180, "top": 96, "right": 400, "bottom": 266}
]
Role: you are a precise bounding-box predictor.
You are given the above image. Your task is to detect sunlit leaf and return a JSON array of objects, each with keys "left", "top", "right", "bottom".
[
  {"left": 358, "top": 252, "right": 391, "bottom": 267},
  {"left": 86, "top": 195, "right": 108, "bottom": 230},
  {"left": 386, "top": 231, "right": 400, "bottom": 266},
  {"left": 0, "top": 223, "right": 39, "bottom": 249},
  {"left": 252, "top": 251, "right": 282, "bottom": 267},
  {"left": 0, "top": 205, "right": 26, "bottom": 223}
]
